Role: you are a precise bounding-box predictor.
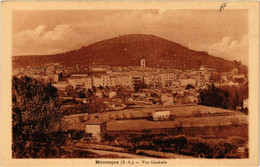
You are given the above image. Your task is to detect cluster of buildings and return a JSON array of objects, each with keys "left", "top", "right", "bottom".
[
  {"left": 216, "top": 68, "right": 248, "bottom": 87},
  {"left": 13, "top": 58, "right": 248, "bottom": 108},
  {"left": 50, "top": 59, "right": 217, "bottom": 91}
]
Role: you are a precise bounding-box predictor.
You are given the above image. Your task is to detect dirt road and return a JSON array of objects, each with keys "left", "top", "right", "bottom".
[{"left": 73, "top": 147, "right": 153, "bottom": 158}]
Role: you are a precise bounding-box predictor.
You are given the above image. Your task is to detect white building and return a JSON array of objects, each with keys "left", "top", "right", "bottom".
[
  {"left": 243, "top": 99, "right": 248, "bottom": 109},
  {"left": 68, "top": 74, "right": 92, "bottom": 89},
  {"left": 109, "top": 76, "right": 118, "bottom": 87},
  {"left": 153, "top": 110, "right": 171, "bottom": 121},
  {"left": 160, "top": 73, "right": 175, "bottom": 87},
  {"left": 144, "top": 74, "right": 161, "bottom": 87},
  {"left": 121, "top": 75, "right": 132, "bottom": 87},
  {"left": 93, "top": 76, "right": 103, "bottom": 87},
  {"left": 102, "top": 75, "right": 110, "bottom": 87},
  {"left": 82, "top": 77, "right": 93, "bottom": 89},
  {"left": 109, "top": 91, "right": 117, "bottom": 98}
]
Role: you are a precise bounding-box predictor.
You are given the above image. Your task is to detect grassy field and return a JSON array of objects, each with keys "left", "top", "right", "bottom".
[
  {"left": 65, "top": 105, "right": 238, "bottom": 119},
  {"left": 107, "top": 115, "right": 248, "bottom": 131},
  {"left": 102, "top": 105, "right": 238, "bottom": 119},
  {"left": 64, "top": 105, "right": 247, "bottom": 132}
]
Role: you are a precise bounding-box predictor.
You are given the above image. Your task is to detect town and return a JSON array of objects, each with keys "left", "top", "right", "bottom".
[
  {"left": 12, "top": 58, "right": 249, "bottom": 158},
  {"left": 13, "top": 58, "right": 248, "bottom": 110}
]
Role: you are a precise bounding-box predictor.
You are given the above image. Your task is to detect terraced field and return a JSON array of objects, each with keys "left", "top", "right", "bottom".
[
  {"left": 64, "top": 105, "right": 247, "bottom": 135},
  {"left": 107, "top": 115, "right": 248, "bottom": 131}
]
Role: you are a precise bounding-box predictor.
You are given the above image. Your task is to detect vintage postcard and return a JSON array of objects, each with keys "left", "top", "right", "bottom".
[{"left": 1, "top": 1, "right": 259, "bottom": 166}]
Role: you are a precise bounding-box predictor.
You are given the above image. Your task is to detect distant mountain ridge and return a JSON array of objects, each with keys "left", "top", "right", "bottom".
[{"left": 13, "top": 34, "right": 247, "bottom": 73}]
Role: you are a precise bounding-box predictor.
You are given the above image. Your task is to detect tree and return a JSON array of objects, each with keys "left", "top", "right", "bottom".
[
  {"left": 141, "top": 134, "right": 155, "bottom": 148},
  {"left": 65, "top": 85, "right": 77, "bottom": 98},
  {"left": 186, "top": 84, "right": 195, "bottom": 90},
  {"left": 87, "top": 97, "right": 107, "bottom": 113},
  {"left": 210, "top": 72, "right": 221, "bottom": 82},
  {"left": 85, "top": 89, "right": 93, "bottom": 98},
  {"left": 102, "top": 132, "right": 115, "bottom": 145},
  {"left": 129, "top": 134, "right": 142, "bottom": 149},
  {"left": 219, "top": 85, "right": 248, "bottom": 110},
  {"left": 233, "top": 92, "right": 240, "bottom": 109},
  {"left": 172, "top": 135, "right": 188, "bottom": 153},
  {"left": 133, "top": 81, "right": 147, "bottom": 92},
  {"left": 12, "top": 76, "right": 64, "bottom": 158},
  {"left": 116, "top": 87, "right": 132, "bottom": 99},
  {"left": 150, "top": 92, "right": 159, "bottom": 97},
  {"left": 92, "top": 86, "right": 97, "bottom": 92},
  {"left": 234, "top": 77, "right": 245, "bottom": 84},
  {"left": 78, "top": 89, "right": 86, "bottom": 98},
  {"left": 199, "top": 84, "right": 230, "bottom": 109}
]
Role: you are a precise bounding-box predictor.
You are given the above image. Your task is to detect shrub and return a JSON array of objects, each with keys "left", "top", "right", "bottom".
[
  {"left": 108, "top": 114, "right": 114, "bottom": 120},
  {"left": 102, "top": 132, "right": 115, "bottom": 145},
  {"left": 130, "top": 113, "right": 135, "bottom": 119},
  {"left": 122, "top": 113, "right": 127, "bottom": 119},
  {"left": 147, "top": 111, "right": 152, "bottom": 117},
  {"left": 115, "top": 114, "right": 121, "bottom": 120},
  {"left": 192, "top": 109, "right": 202, "bottom": 117},
  {"left": 71, "top": 130, "right": 85, "bottom": 140},
  {"left": 171, "top": 135, "right": 188, "bottom": 153},
  {"left": 149, "top": 134, "right": 243, "bottom": 158}
]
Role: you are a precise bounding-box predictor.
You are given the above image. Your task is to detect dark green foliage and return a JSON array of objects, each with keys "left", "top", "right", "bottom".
[
  {"left": 78, "top": 90, "right": 86, "bottom": 98},
  {"left": 220, "top": 84, "right": 248, "bottom": 110},
  {"left": 171, "top": 135, "right": 188, "bottom": 153},
  {"left": 102, "top": 132, "right": 115, "bottom": 145},
  {"left": 186, "top": 84, "right": 195, "bottom": 90},
  {"left": 12, "top": 76, "right": 64, "bottom": 158},
  {"left": 199, "top": 84, "right": 229, "bottom": 109},
  {"left": 199, "top": 84, "right": 248, "bottom": 110},
  {"left": 134, "top": 81, "right": 147, "bottom": 92},
  {"left": 115, "top": 86, "right": 132, "bottom": 99},
  {"left": 86, "top": 89, "right": 94, "bottom": 97},
  {"left": 92, "top": 86, "right": 97, "bottom": 92},
  {"left": 87, "top": 97, "right": 107, "bottom": 113},
  {"left": 69, "top": 130, "right": 85, "bottom": 140},
  {"left": 65, "top": 85, "right": 76, "bottom": 98},
  {"left": 107, "top": 132, "right": 247, "bottom": 158},
  {"left": 189, "top": 139, "right": 212, "bottom": 158}
]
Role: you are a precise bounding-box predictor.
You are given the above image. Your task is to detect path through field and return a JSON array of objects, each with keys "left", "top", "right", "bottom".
[{"left": 73, "top": 147, "right": 153, "bottom": 158}]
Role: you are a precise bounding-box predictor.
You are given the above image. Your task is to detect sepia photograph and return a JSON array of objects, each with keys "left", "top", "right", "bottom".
[{"left": 1, "top": 1, "right": 259, "bottom": 166}]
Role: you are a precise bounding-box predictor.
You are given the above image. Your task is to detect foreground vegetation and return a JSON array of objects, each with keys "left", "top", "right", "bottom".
[
  {"left": 12, "top": 76, "right": 65, "bottom": 158},
  {"left": 100, "top": 133, "right": 248, "bottom": 158}
]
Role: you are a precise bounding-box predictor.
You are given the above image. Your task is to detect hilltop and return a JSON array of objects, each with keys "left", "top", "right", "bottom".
[{"left": 13, "top": 34, "right": 247, "bottom": 73}]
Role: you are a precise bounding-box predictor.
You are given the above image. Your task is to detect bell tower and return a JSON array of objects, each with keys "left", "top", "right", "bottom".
[{"left": 141, "top": 58, "right": 145, "bottom": 69}]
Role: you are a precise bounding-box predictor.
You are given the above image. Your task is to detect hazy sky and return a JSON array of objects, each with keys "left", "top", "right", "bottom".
[{"left": 12, "top": 10, "right": 248, "bottom": 65}]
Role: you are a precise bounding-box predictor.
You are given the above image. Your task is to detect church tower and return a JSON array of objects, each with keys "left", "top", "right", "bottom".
[{"left": 141, "top": 58, "right": 145, "bottom": 69}]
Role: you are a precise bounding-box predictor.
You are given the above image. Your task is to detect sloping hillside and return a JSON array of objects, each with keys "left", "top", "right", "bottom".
[{"left": 13, "top": 34, "right": 247, "bottom": 73}]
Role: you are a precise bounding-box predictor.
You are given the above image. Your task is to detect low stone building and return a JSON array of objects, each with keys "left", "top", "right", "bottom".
[{"left": 85, "top": 118, "right": 107, "bottom": 142}]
